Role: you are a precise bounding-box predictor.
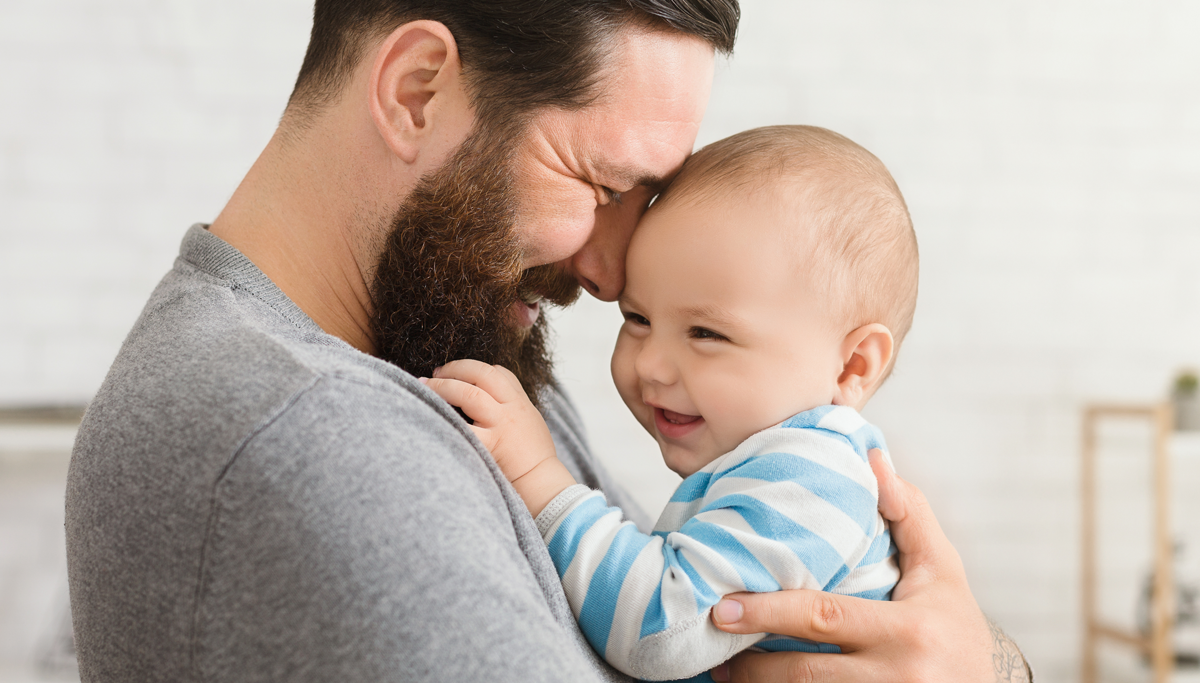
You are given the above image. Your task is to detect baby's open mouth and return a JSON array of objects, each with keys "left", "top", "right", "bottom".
[
  {"left": 661, "top": 409, "right": 701, "bottom": 425},
  {"left": 654, "top": 407, "right": 704, "bottom": 440}
]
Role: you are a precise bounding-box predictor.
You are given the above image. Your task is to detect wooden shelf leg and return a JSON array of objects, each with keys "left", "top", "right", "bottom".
[
  {"left": 1082, "top": 409, "right": 1097, "bottom": 683},
  {"left": 1151, "top": 404, "right": 1175, "bottom": 683}
]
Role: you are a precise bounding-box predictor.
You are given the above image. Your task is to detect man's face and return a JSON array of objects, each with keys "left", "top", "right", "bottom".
[
  {"left": 369, "top": 28, "right": 714, "bottom": 399},
  {"left": 508, "top": 28, "right": 715, "bottom": 310}
]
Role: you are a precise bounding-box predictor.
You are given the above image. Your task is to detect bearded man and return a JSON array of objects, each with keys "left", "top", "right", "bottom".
[{"left": 66, "top": 2, "right": 1031, "bottom": 682}]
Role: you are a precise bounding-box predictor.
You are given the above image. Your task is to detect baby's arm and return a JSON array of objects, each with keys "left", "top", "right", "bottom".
[
  {"left": 536, "top": 486, "right": 765, "bottom": 679},
  {"left": 537, "top": 434, "right": 898, "bottom": 681},
  {"left": 428, "top": 363, "right": 895, "bottom": 680},
  {"left": 422, "top": 360, "right": 577, "bottom": 516}
]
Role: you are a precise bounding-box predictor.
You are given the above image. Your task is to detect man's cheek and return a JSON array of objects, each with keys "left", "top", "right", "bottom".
[{"left": 514, "top": 196, "right": 596, "bottom": 267}]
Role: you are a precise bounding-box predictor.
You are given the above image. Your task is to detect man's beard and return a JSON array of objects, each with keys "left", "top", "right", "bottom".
[{"left": 369, "top": 127, "right": 580, "bottom": 405}]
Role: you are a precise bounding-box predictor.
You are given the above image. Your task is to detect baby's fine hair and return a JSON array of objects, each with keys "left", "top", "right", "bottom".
[{"left": 656, "top": 125, "right": 919, "bottom": 357}]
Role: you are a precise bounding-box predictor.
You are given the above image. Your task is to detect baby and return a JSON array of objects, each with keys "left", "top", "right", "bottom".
[{"left": 425, "top": 125, "right": 919, "bottom": 681}]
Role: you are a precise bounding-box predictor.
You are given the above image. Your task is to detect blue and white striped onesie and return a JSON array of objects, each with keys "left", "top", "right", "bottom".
[{"left": 534, "top": 405, "right": 899, "bottom": 682}]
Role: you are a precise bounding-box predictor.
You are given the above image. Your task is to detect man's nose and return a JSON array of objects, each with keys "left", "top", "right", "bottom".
[{"left": 565, "top": 194, "right": 643, "bottom": 301}]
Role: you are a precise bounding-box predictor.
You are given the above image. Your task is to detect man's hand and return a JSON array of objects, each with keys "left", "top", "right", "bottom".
[
  {"left": 423, "top": 360, "right": 577, "bottom": 516},
  {"left": 708, "top": 449, "right": 1032, "bottom": 683}
]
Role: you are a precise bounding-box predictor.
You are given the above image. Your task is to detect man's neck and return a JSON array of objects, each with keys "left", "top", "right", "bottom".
[{"left": 209, "top": 117, "right": 396, "bottom": 355}]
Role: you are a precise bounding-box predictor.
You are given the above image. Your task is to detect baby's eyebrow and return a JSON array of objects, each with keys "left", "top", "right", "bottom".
[{"left": 678, "top": 304, "right": 747, "bottom": 331}]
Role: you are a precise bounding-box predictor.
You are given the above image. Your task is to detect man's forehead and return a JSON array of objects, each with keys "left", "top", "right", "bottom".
[
  {"left": 574, "top": 103, "right": 704, "bottom": 189},
  {"left": 579, "top": 29, "right": 714, "bottom": 176}
]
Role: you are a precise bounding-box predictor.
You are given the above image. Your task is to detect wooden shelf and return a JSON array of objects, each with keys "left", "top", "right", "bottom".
[
  {"left": 1082, "top": 403, "right": 1175, "bottom": 683},
  {"left": 0, "top": 405, "right": 86, "bottom": 425}
]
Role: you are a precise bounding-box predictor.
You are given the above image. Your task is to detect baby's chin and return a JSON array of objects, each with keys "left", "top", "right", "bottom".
[
  {"left": 633, "top": 408, "right": 724, "bottom": 477},
  {"left": 660, "top": 443, "right": 723, "bottom": 479}
]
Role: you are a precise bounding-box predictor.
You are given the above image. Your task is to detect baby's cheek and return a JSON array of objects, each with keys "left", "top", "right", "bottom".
[
  {"left": 703, "top": 376, "right": 772, "bottom": 451},
  {"left": 610, "top": 339, "right": 644, "bottom": 418}
]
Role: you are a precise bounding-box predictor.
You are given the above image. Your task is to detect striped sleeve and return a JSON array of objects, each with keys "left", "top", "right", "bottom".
[
  {"left": 537, "top": 415, "right": 897, "bottom": 680},
  {"left": 537, "top": 486, "right": 761, "bottom": 680}
]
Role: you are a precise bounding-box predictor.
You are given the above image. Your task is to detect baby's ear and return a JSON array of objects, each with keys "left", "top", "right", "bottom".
[{"left": 833, "top": 323, "right": 895, "bottom": 409}]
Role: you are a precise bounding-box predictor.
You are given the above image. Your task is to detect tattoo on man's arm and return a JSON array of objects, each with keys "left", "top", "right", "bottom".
[{"left": 989, "top": 619, "right": 1032, "bottom": 683}]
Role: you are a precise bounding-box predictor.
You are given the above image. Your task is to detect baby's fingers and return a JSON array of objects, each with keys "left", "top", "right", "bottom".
[
  {"left": 466, "top": 424, "right": 499, "bottom": 453},
  {"left": 422, "top": 376, "right": 501, "bottom": 426},
  {"left": 432, "top": 360, "right": 527, "bottom": 404}
]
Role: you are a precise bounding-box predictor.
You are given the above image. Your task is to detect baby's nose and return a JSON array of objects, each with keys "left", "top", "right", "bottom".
[{"left": 634, "top": 341, "right": 677, "bottom": 386}]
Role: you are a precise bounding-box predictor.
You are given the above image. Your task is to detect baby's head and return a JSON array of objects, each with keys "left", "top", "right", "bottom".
[{"left": 611, "top": 125, "right": 918, "bottom": 477}]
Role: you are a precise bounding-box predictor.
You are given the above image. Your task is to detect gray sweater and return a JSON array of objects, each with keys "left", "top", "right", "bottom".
[{"left": 66, "top": 225, "right": 647, "bottom": 683}]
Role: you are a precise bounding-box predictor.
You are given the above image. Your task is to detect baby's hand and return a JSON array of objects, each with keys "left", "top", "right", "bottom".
[{"left": 422, "top": 359, "right": 558, "bottom": 484}]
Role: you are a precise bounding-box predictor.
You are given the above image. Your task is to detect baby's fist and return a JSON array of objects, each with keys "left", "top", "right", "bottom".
[{"left": 422, "top": 359, "right": 558, "bottom": 482}]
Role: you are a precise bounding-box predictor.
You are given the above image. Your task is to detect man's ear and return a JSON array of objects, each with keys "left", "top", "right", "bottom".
[
  {"left": 368, "top": 21, "right": 469, "bottom": 165},
  {"left": 833, "top": 323, "right": 895, "bottom": 408}
]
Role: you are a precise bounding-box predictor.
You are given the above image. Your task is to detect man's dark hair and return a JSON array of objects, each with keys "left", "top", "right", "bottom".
[{"left": 287, "top": 0, "right": 739, "bottom": 127}]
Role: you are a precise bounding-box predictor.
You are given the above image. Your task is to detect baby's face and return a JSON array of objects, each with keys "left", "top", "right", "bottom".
[{"left": 612, "top": 193, "right": 848, "bottom": 477}]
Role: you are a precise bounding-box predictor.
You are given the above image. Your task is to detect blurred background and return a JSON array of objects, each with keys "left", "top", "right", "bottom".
[{"left": 2, "top": 1, "right": 1199, "bottom": 681}]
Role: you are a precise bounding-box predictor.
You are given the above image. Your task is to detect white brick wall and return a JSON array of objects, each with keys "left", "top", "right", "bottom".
[
  {"left": 0, "top": 0, "right": 314, "bottom": 404},
  {"left": 3, "top": 1, "right": 1199, "bottom": 680}
]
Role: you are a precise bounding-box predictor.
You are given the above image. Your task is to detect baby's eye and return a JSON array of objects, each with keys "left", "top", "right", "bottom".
[
  {"left": 689, "top": 327, "right": 728, "bottom": 342},
  {"left": 623, "top": 311, "right": 650, "bottom": 327}
]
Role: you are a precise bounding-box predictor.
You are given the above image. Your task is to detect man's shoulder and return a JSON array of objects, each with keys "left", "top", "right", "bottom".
[
  {"left": 230, "top": 369, "right": 490, "bottom": 495},
  {"left": 71, "top": 250, "right": 476, "bottom": 510},
  {"left": 67, "top": 253, "right": 528, "bottom": 682},
  {"left": 104, "top": 248, "right": 430, "bottom": 407}
]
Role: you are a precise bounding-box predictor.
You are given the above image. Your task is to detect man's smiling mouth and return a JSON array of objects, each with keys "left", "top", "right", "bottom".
[
  {"left": 511, "top": 300, "right": 540, "bottom": 328},
  {"left": 512, "top": 291, "right": 542, "bottom": 328}
]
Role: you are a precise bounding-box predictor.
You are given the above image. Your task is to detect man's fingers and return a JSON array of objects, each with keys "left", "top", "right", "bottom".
[
  {"left": 431, "top": 360, "right": 526, "bottom": 403},
  {"left": 868, "top": 449, "right": 903, "bottom": 522},
  {"left": 718, "top": 649, "right": 879, "bottom": 683},
  {"left": 869, "top": 458, "right": 961, "bottom": 584},
  {"left": 711, "top": 590, "right": 895, "bottom": 653},
  {"left": 422, "top": 377, "right": 500, "bottom": 425}
]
